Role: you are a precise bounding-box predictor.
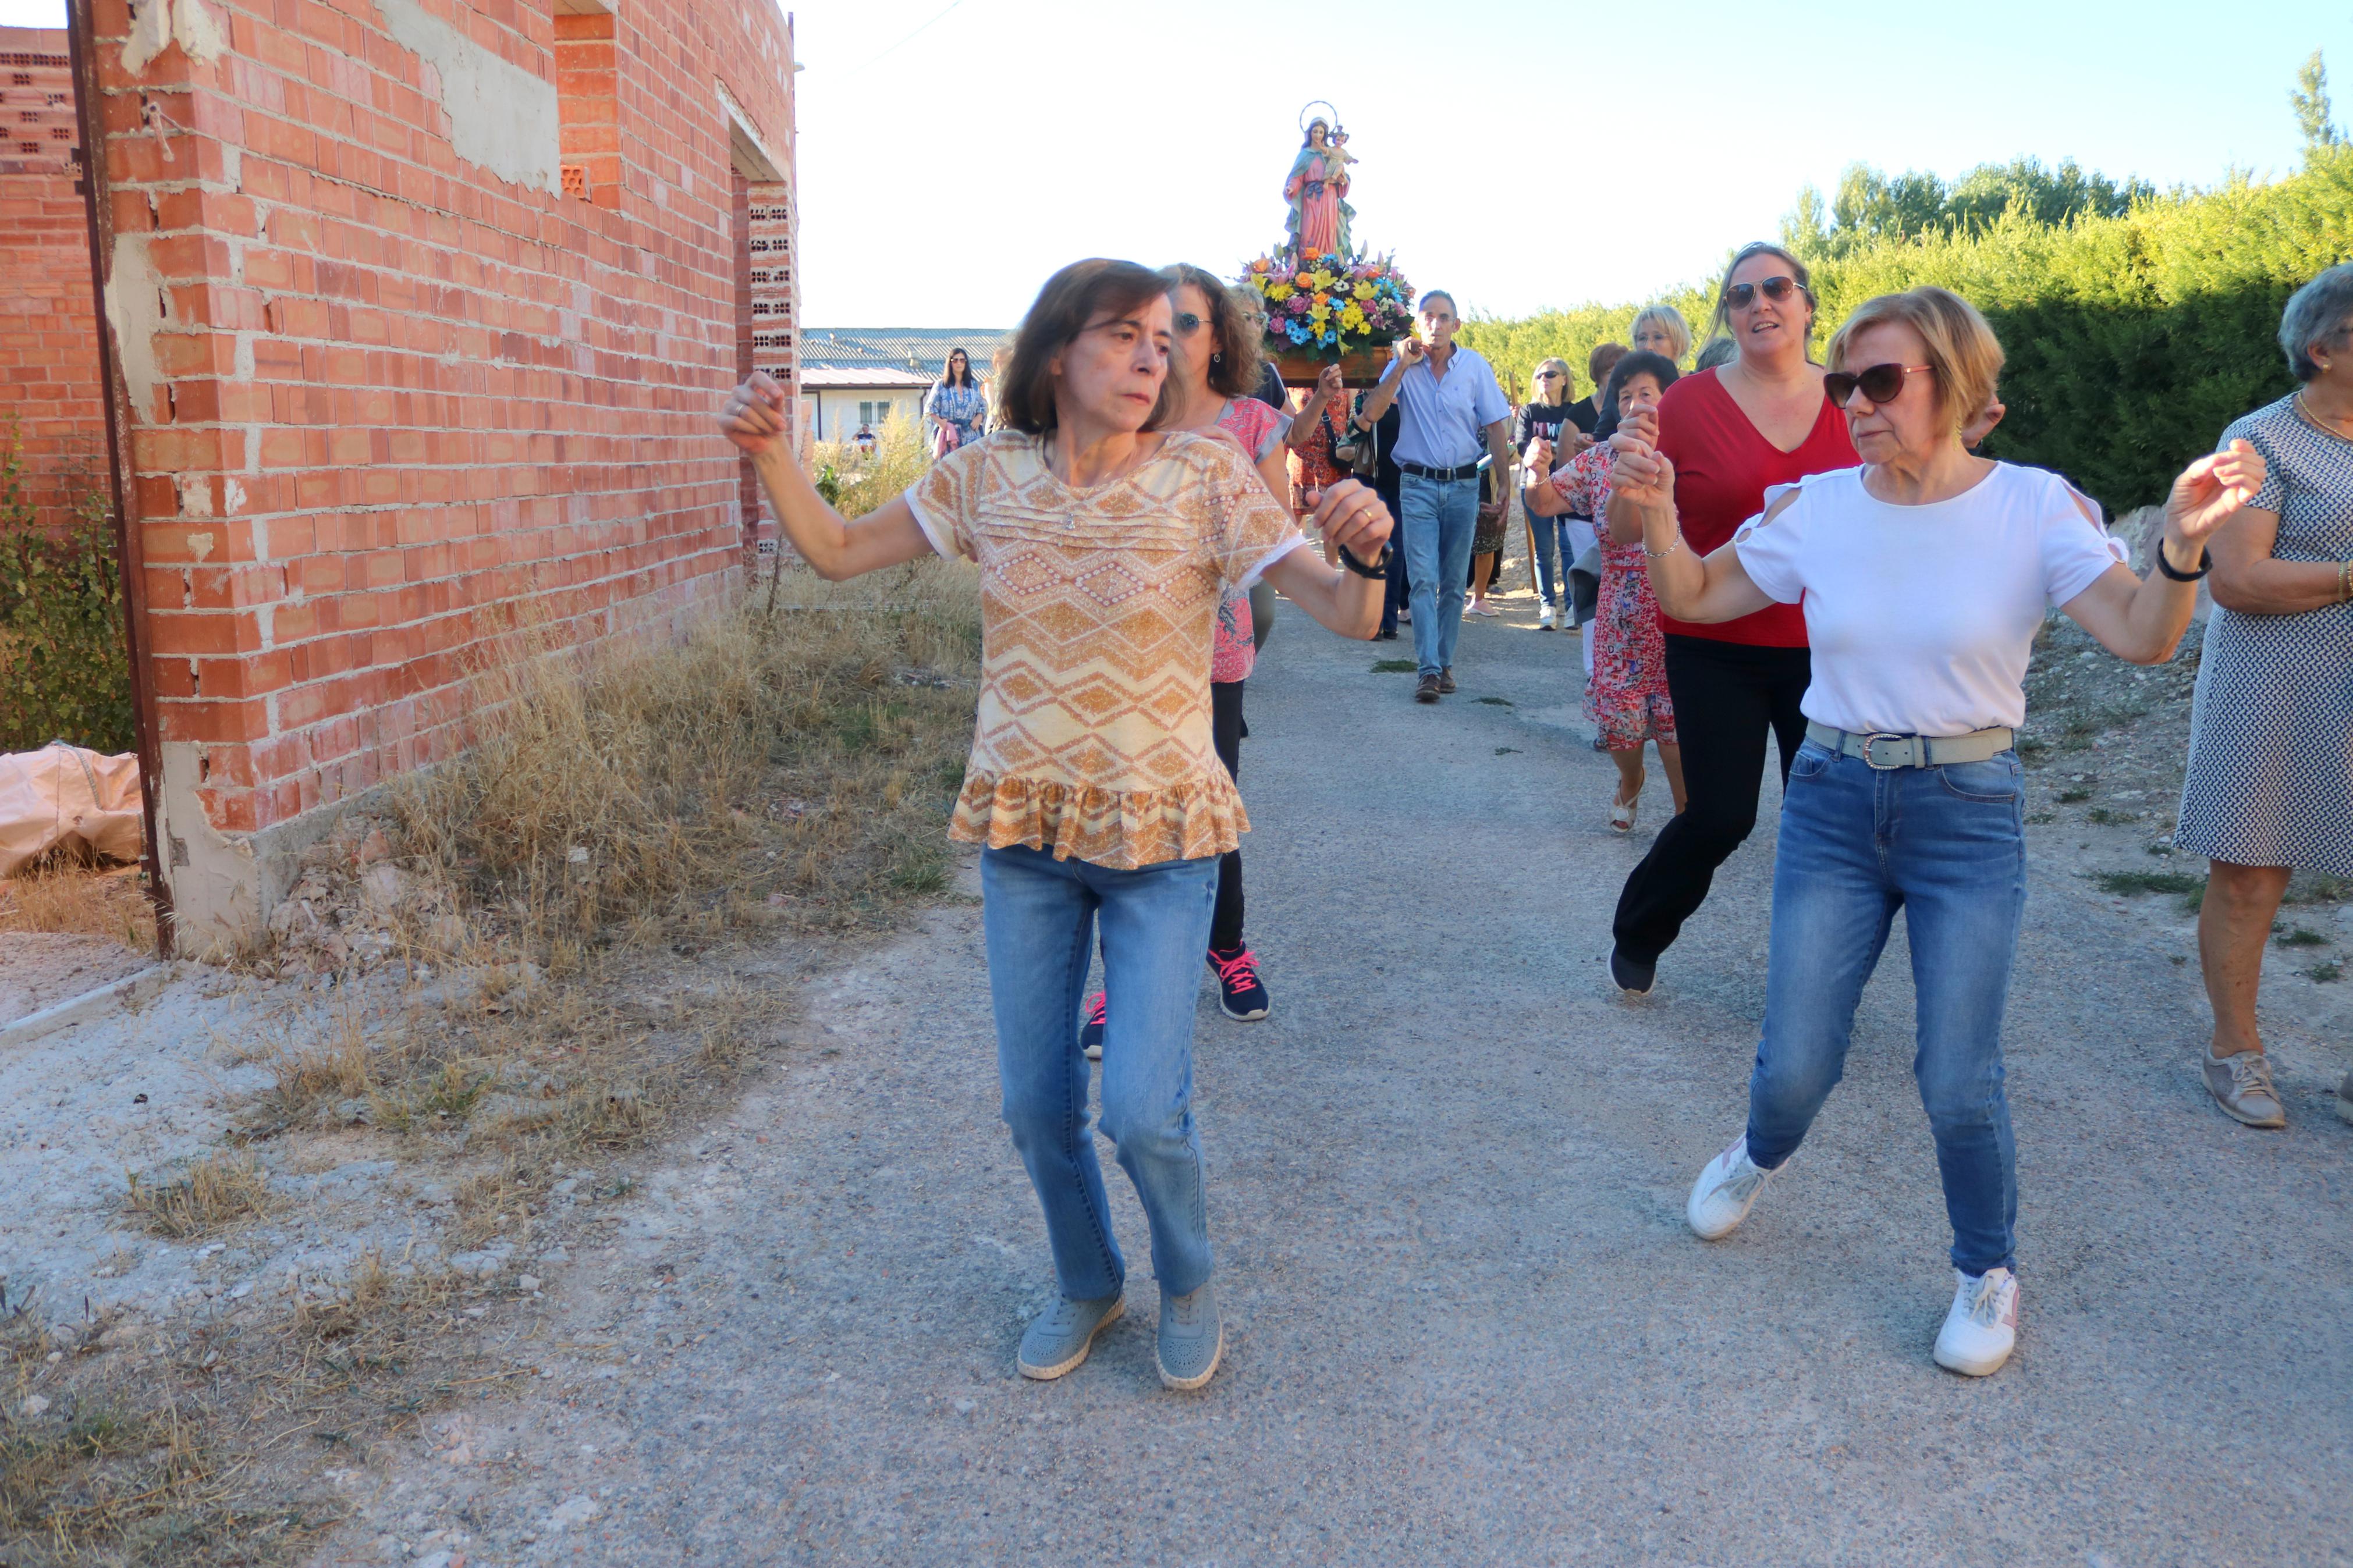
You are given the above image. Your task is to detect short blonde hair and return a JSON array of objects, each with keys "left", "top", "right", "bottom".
[
  {"left": 1630, "top": 305, "right": 1691, "bottom": 364},
  {"left": 1827, "top": 287, "right": 2005, "bottom": 435}
]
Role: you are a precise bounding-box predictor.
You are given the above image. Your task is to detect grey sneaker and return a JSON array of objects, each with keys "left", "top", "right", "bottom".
[
  {"left": 2205, "top": 1049, "right": 2286, "bottom": 1128},
  {"left": 1017, "top": 1293, "right": 1122, "bottom": 1381},
  {"left": 1155, "top": 1282, "right": 1223, "bottom": 1392}
]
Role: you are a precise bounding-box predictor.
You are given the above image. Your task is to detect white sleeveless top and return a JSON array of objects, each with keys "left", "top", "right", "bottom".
[{"left": 1731, "top": 463, "right": 2127, "bottom": 737}]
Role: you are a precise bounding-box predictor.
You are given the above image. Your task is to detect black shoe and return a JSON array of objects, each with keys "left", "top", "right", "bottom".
[
  {"left": 1206, "top": 947, "right": 1270, "bottom": 1022},
  {"left": 1377, "top": 627, "right": 1399, "bottom": 640},
  {"left": 1609, "top": 945, "right": 1655, "bottom": 997},
  {"left": 1080, "top": 990, "right": 1106, "bottom": 1059},
  {"left": 1415, "top": 674, "right": 1441, "bottom": 703},
  {"left": 1437, "top": 667, "right": 1457, "bottom": 695}
]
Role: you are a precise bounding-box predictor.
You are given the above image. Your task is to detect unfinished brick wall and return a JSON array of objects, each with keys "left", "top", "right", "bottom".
[
  {"left": 0, "top": 28, "right": 105, "bottom": 529},
  {"left": 71, "top": 0, "right": 797, "bottom": 947}
]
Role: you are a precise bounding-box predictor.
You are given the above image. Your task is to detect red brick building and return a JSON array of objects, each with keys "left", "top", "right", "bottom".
[
  {"left": 1, "top": 28, "right": 105, "bottom": 527},
  {"left": 5, "top": 1, "right": 799, "bottom": 950}
]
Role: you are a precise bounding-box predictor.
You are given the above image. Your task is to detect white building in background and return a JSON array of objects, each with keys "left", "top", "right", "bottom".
[{"left": 797, "top": 328, "right": 1011, "bottom": 443}]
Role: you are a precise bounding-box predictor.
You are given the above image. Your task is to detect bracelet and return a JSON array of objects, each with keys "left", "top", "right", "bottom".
[
  {"left": 2153, "top": 537, "right": 2212, "bottom": 582},
  {"left": 2339, "top": 559, "right": 2352, "bottom": 602},
  {"left": 1337, "top": 542, "right": 1392, "bottom": 579},
  {"left": 1643, "top": 528, "right": 1684, "bottom": 560}
]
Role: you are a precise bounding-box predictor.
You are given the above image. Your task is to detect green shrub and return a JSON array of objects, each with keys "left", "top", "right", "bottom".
[
  {"left": 1458, "top": 147, "right": 2353, "bottom": 513},
  {"left": 0, "top": 443, "right": 134, "bottom": 754}
]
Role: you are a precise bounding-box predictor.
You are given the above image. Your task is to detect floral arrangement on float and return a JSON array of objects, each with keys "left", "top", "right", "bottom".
[{"left": 1251, "top": 101, "right": 1407, "bottom": 383}]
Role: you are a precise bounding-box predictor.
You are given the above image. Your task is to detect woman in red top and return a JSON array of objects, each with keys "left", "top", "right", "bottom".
[{"left": 1603, "top": 242, "right": 1858, "bottom": 994}]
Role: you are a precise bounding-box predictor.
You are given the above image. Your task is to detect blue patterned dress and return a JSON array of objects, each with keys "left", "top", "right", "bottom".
[
  {"left": 924, "top": 380, "right": 989, "bottom": 449},
  {"left": 2175, "top": 394, "right": 2353, "bottom": 874}
]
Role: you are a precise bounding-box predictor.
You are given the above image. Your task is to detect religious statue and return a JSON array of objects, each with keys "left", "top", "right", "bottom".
[{"left": 1283, "top": 113, "right": 1356, "bottom": 261}]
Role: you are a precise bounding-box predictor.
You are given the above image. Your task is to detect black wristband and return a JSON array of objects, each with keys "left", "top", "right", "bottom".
[
  {"left": 2154, "top": 539, "right": 2212, "bottom": 582},
  {"left": 1337, "top": 543, "right": 1392, "bottom": 579}
]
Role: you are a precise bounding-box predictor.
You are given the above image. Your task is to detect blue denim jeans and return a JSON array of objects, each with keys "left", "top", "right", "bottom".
[
  {"left": 981, "top": 844, "right": 1220, "bottom": 1302},
  {"left": 1400, "top": 472, "right": 1478, "bottom": 677},
  {"left": 1525, "top": 501, "right": 1578, "bottom": 611},
  {"left": 1744, "top": 738, "right": 2028, "bottom": 1275}
]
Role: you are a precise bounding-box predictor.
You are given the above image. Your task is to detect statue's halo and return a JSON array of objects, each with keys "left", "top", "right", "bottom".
[{"left": 1297, "top": 99, "right": 1339, "bottom": 136}]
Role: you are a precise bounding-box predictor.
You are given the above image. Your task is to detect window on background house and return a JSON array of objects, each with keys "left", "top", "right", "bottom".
[{"left": 551, "top": 0, "right": 618, "bottom": 208}]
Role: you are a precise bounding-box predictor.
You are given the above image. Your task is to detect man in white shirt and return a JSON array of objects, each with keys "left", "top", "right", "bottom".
[{"left": 1356, "top": 291, "right": 1514, "bottom": 702}]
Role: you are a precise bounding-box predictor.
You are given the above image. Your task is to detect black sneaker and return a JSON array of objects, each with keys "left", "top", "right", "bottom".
[
  {"left": 1415, "top": 674, "right": 1440, "bottom": 703},
  {"left": 1080, "top": 991, "right": 1106, "bottom": 1059},
  {"left": 1609, "top": 944, "right": 1655, "bottom": 997},
  {"left": 1206, "top": 947, "right": 1270, "bottom": 1021}
]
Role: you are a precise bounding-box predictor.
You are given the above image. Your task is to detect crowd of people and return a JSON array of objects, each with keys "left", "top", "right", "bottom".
[{"left": 721, "top": 247, "right": 2345, "bottom": 1395}]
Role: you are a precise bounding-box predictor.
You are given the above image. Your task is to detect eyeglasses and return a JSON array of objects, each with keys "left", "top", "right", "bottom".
[
  {"left": 1723, "top": 276, "right": 1801, "bottom": 311},
  {"left": 1823, "top": 362, "right": 1932, "bottom": 408},
  {"left": 1173, "top": 311, "right": 1206, "bottom": 335}
]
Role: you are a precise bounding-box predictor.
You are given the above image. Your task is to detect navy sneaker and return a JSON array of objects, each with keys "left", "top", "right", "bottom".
[
  {"left": 1080, "top": 991, "right": 1106, "bottom": 1060},
  {"left": 1609, "top": 944, "right": 1655, "bottom": 997},
  {"left": 1207, "top": 947, "right": 1270, "bottom": 1022}
]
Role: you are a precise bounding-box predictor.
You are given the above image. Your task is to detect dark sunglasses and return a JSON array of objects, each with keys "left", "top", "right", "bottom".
[
  {"left": 1823, "top": 362, "right": 1932, "bottom": 407},
  {"left": 1723, "top": 275, "right": 1801, "bottom": 310},
  {"left": 1173, "top": 311, "right": 1207, "bottom": 334},
  {"left": 1536, "top": 371, "right": 1564, "bottom": 380}
]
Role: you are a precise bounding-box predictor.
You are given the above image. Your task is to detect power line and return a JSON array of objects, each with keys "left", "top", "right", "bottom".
[{"left": 836, "top": 0, "right": 972, "bottom": 81}]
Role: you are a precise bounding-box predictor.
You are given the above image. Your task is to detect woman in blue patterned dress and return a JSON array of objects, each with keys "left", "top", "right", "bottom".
[
  {"left": 2177, "top": 264, "right": 2353, "bottom": 1130},
  {"left": 923, "top": 348, "right": 989, "bottom": 454}
]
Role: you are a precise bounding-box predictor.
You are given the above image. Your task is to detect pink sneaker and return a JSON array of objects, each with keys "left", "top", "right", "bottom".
[
  {"left": 1080, "top": 991, "right": 1106, "bottom": 1060},
  {"left": 1206, "top": 947, "right": 1270, "bottom": 1022}
]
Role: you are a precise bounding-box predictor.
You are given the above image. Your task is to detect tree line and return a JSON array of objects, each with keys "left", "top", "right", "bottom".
[{"left": 1460, "top": 66, "right": 2350, "bottom": 513}]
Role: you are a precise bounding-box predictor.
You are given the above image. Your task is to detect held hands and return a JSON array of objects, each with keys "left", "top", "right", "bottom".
[
  {"left": 720, "top": 371, "right": 792, "bottom": 458},
  {"left": 1477, "top": 500, "right": 1506, "bottom": 524},
  {"left": 1309, "top": 477, "right": 1394, "bottom": 564},
  {"left": 1608, "top": 426, "right": 1676, "bottom": 509},
  {"left": 2162, "top": 439, "right": 2267, "bottom": 555},
  {"left": 1521, "top": 436, "right": 1553, "bottom": 475}
]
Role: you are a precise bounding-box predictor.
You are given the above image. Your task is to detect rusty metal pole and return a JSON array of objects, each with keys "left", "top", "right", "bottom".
[{"left": 65, "top": 0, "right": 173, "bottom": 956}]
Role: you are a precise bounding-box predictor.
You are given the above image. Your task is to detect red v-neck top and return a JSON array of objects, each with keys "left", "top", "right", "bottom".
[{"left": 1654, "top": 368, "right": 1858, "bottom": 646}]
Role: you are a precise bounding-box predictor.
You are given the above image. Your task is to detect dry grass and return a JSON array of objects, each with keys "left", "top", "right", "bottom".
[
  {"left": 121, "top": 1154, "right": 273, "bottom": 1240},
  {"left": 0, "top": 860, "right": 155, "bottom": 952}
]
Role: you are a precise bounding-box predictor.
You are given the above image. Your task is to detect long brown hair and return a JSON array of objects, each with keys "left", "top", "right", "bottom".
[
  {"left": 993, "top": 259, "right": 1180, "bottom": 436},
  {"left": 1159, "top": 261, "right": 1263, "bottom": 400}
]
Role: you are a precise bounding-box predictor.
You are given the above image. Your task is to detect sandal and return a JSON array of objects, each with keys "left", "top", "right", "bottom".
[{"left": 1609, "top": 782, "right": 1640, "bottom": 833}]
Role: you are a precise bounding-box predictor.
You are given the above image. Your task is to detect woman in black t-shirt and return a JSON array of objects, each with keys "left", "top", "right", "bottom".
[{"left": 1516, "top": 358, "right": 1581, "bottom": 628}]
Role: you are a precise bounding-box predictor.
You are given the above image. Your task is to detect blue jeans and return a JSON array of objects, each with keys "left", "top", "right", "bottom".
[
  {"left": 981, "top": 844, "right": 1219, "bottom": 1302},
  {"left": 1744, "top": 739, "right": 2028, "bottom": 1275},
  {"left": 1525, "top": 500, "right": 1577, "bottom": 611},
  {"left": 1400, "top": 472, "right": 1478, "bottom": 677}
]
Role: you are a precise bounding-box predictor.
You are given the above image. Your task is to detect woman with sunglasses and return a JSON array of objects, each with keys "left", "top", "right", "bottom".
[
  {"left": 1602, "top": 243, "right": 1856, "bottom": 997},
  {"left": 1077, "top": 264, "right": 1290, "bottom": 1057},
  {"left": 719, "top": 258, "right": 1395, "bottom": 1392},
  {"left": 1610, "top": 286, "right": 2264, "bottom": 1376},
  {"left": 1517, "top": 357, "right": 1582, "bottom": 630}
]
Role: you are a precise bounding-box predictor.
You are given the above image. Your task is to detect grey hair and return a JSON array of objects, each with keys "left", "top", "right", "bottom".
[
  {"left": 2281, "top": 262, "right": 2353, "bottom": 381},
  {"left": 1418, "top": 289, "right": 1458, "bottom": 317},
  {"left": 1693, "top": 336, "right": 1738, "bottom": 372}
]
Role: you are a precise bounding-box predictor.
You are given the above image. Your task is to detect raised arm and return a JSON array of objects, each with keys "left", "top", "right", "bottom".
[
  {"left": 721, "top": 372, "right": 935, "bottom": 581},
  {"left": 1610, "top": 429, "right": 1773, "bottom": 624},
  {"left": 2060, "top": 441, "right": 2269, "bottom": 663}
]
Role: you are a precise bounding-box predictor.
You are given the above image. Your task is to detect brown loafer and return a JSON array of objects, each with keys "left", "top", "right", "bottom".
[
  {"left": 1437, "top": 667, "right": 1457, "bottom": 695},
  {"left": 1415, "top": 674, "right": 1440, "bottom": 703}
]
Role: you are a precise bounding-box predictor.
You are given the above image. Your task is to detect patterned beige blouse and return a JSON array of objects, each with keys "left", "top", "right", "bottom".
[{"left": 907, "top": 430, "right": 1305, "bottom": 869}]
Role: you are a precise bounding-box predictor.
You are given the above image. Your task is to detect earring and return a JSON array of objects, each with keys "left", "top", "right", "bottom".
[{"left": 1212, "top": 351, "right": 1223, "bottom": 365}]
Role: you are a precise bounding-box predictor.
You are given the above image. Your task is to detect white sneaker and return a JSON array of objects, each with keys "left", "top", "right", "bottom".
[
  {"left": 1933, "top": 1267, "right": 2020, "bottom": 1377},
  {"left": 1685, "top": 1135, "right": 1774, "bottom": 1240},
  {"left": 1537, "top": 603, "right": 1556, "bottom": 629}
]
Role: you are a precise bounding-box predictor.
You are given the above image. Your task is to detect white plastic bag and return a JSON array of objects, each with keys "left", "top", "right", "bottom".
[{"left": 0, "top": 744, "right": 144, "bottom": 877}]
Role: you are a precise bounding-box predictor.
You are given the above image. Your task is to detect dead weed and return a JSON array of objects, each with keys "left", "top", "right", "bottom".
[
  {"left": 121, "top": 1154, "right": 272, "bottom": 1240},
  {"left": 0, "top": 859, "right": 155, "bottom": 952}
]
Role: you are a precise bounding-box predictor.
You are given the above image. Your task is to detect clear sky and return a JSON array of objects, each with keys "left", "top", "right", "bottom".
[{"left": 7, "top": 0, "right": 2345, "bottom": 325}]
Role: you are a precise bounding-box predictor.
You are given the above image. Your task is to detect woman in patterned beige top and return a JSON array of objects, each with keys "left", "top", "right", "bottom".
[{"left": 721, "top": 258, "right": 1395, "bottom": 1393}]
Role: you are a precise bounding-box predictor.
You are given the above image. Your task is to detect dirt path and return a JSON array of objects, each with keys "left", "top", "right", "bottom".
[{"left": 307, "top": 589, "right": 2353, "bottom": 1567}]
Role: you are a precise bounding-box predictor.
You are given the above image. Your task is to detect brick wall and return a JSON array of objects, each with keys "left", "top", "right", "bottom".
[
  {"left": 63, "top": 0, "right": 797, "bottom": 947},
  {"left": 0, "top": 29, "right": 105, "bottom": 529}
]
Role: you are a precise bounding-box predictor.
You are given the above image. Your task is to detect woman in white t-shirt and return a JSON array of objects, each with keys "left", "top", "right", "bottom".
[{"left": 1607, "top": 287, "right": 2266, "bottom": 1378}]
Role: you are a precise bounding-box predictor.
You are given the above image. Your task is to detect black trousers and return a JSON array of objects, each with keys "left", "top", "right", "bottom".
[
  {"left": 1211, "top": 679, "right": 1247, "bottom": 952},
  {"left": 1611, "top": 634, "right": 1811, "bottom": 963},
  {"left": 1376, "top": 480, "right": 1410, "bottom": 635}
]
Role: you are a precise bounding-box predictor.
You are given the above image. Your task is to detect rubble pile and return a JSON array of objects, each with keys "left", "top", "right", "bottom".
[{"left": 264, "top": 815, "right": 469, "bottom": 976}]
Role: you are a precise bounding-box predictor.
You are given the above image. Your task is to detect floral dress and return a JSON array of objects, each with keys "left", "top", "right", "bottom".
[
  {"left": 1211, "top": 396, "right": 1290, "bottom": 682},
  {"left": 1286, "top": 403, "right": 1349, "bottom": 515},
  {"left": 1552, "top": 446, "right": 1676, "bottom": 751},
  {"left": 924, "top": 381, "right": 989, "bottom": 449}
]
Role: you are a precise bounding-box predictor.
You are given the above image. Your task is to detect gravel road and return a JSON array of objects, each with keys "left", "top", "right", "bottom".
[{"left": 313, "top": 594, "right": 2353, "bottom": 1567}]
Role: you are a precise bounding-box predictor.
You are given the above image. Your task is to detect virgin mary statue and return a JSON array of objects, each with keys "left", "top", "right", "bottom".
[{"left": 1283, "top": 119, "right": 1354, "bottom": 259}]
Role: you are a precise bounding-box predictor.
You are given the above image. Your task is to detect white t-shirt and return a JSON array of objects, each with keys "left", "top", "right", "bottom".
[{"left": 1731, "top": 463, "right": 2127, "bottom": 737}]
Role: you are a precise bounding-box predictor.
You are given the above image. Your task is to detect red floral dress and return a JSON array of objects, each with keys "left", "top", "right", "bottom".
[{"left": 1552, "top": 447, "right": 1676, "bottom": 751}]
